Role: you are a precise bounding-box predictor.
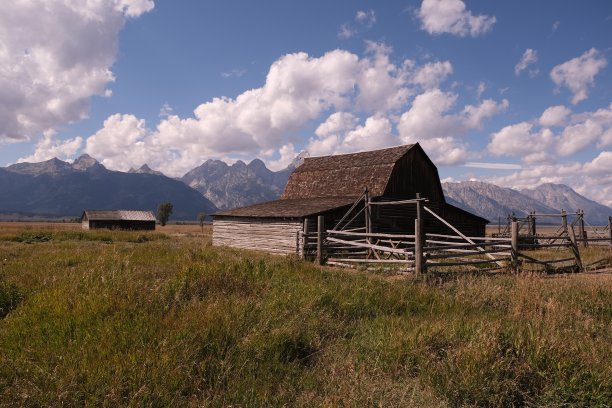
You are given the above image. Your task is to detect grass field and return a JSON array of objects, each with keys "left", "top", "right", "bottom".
[{"left": 0, "top": 223, "right": 610, "bottom": 406}]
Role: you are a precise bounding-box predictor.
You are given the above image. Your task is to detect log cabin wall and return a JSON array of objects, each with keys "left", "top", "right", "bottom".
[{"left": 213, "top": 217, "right": 303, "bottom": 255}]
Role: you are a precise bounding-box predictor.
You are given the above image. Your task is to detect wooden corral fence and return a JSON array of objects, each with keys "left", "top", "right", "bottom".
[{"left": 298, "top": 195, "right": 612, "bottom": 274}]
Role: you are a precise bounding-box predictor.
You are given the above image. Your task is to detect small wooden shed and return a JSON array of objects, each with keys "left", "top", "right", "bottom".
[
  {"left": 81, "top": 210, "right": 156, "bottom": 231},
  {"left": 213, "top": 144, "right": 488, "bottom": 254}
]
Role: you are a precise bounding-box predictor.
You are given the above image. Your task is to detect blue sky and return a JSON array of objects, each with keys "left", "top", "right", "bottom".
[{"left": 1, "top": 0, "right": 612, "bottom": 204}]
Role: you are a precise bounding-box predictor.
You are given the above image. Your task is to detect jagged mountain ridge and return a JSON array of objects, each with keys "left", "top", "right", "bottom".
[
  {"left": 180, "top": 158, "right": 294, "bottom": 210},
  {"left": 0, "top": 155, "right": 216, "bottom": 220},
  {"left": 128, "top": 164, "right": 165, "bottom": 176},
  {"left": 443, "top": 181, "right": 612, "bottom": 225}
]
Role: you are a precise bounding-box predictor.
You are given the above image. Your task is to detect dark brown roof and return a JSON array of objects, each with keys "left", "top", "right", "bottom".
[
  {"left": 282, "top": 144, "right": 415, "bottom": 199},
  {"left": 82, "top": 210, "right": 156, "bottom": 222},
  {"left": 214, "top": 197, "right": 358, "bottom": 218}
]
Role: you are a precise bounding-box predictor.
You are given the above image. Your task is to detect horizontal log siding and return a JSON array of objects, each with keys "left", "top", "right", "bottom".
[{"left": 213, "top": 218, "right": 303, "bottom": 255}]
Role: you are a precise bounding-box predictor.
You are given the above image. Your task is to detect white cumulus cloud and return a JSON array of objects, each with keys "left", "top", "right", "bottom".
[
  {"left": 488, "top": 122, "right": 555, "bottom": 163},
  {"left": 557, "top": 120, "right": 603, "bottom": 156},
  {"left": 410, "top": 61, "right": 454, "bottom": 89},
  {"left": 398, "top": 89, "right": 508, "bottom": 165},
  {"left": 550, "top": 48, "right": 607, "bottom": 104},
  {"left": 417, "top": 0, "right": 496, "bottom": 37},
  {"left": 355, "top": 42, "right": 412, "bottom": 112},
  {"left": 515, "top": 49, "right": 538, "bottom": 76},
  {"left": 84, "top": 113, "right": 155, "bottom": 171},
  {"left": 539, "top": 105, "right": 571, "bottom": 127},
  {"left": 0, "top": 0, "right": 154, "bottom": 142},
  {"left": 489, "top": 103, "right": 612, "bottom": 161}
]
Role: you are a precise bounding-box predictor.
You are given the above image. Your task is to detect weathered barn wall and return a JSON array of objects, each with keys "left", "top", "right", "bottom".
[
  {"left": 374, "top": 199, "right": 444, "bottom": 234},
  {"left": 83, "top": 220, "right": 156, "bottom": 230},
  {"left": 213, "top": 218, "right": 302, "bottom": 254}
]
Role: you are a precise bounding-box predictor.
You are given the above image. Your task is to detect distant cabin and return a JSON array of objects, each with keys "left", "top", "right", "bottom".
[
  {"left": 81, "top": 210, "right": 156, "bottom": 231},
  {"left": 213, "top": 144, "right": 488, "bottom": 254}
]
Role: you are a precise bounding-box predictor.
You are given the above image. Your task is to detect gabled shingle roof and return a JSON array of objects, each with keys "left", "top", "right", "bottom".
[
  {"left": 282, "top": 144, "right": 414, "bottom": 199},
  {"left": 82, "top": 210, "right": 156, "bottom": 222}
]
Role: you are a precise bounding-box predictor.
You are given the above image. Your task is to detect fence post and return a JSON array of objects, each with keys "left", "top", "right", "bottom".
[
  {"left": 511, "top": 221, "right": 519, "bottom": 272},
  {"left": 316, "top": 215, "right": 324, "bottom": 265},
  {"left": 365, "top": 189, "right": 372, "bottom": 246},
  {"left": 416, "top": 192, "right": 424, "bottom": 247},
  {"left": 569, "top": 225, "right": 583, "bottom": 272},
  {"left": 609, "top": 216, "right": 612, "bottom": 247},
  {"left": 301, "top": 218, "right": 309, "bottom": 259},
  {"left": 364, "top": 190, "right": 371, "bottom": 234},
  {"left": 415, "top": 218, "right": 423, "bottom": 275},
  {"left": 527, "top": 212, "right": 533, "bottom": 236},
  {"left": 578, "top": 209, "right": 587, "bottom": 248},
  {"left": 561, "top": 209, "right": 568, "bottom": 235}
]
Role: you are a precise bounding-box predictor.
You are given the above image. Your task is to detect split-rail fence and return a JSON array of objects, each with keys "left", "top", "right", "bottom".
[{"left": 297, "top": 194, "right": 612, "bottom": 274}]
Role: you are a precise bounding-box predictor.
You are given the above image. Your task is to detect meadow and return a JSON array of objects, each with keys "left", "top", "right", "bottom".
[{"left": 0, "top": 223, "right": 610, "bottom": 407}]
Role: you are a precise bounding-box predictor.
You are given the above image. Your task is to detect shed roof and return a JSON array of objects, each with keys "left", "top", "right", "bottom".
[
  {"left": 82, "top": 210, "right": 156, "bottom": 222},
  {"left": 282, "top": 144, "right": 415, "bottom": 199},
  {"left": 214, "top": 197, "right": 358, "bottom": 219}
]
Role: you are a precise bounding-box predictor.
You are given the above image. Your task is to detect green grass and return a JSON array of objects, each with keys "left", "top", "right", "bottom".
[{"left": 0, "top": 228, "right": 610, "bottom": 406}]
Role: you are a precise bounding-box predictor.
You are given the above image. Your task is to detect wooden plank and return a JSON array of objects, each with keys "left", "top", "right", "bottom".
[
  {"left": 332, "top": 189, "right": 367, "bottom": 230},
  {"left": 428, "top": 259, "right": 506, "bottom": 267},
  {"left": 328, "top": 230, "right": 415, "bottom": 239},
  {"left": 368, "top": 198, "right": 428, "bottom": 206},
  {"left": 426, "top": 233, "right": 511, "bottom": 242},
  {"left": 328, "top": 258, "right": 414, "bottom": 264},
  {"left": 326, "top": 237, "right": 413, "bottom": 255}
]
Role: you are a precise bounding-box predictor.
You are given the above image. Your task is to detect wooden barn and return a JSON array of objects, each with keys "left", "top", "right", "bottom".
[
  {"left": 81, "top": 210, "right": 156, "bottom": 231},
  {"left": 213, "top": 144, "right": 488, "bottom": 254}
]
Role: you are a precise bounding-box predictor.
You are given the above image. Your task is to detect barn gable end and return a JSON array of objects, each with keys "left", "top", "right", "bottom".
[{"left": 383, "top": 144, "right": 445, "bottom": 202}]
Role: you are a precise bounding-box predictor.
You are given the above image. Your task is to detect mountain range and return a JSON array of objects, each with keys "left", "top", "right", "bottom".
[
  {"left": 0, "top": 155, "right": 216, "bottom": 220},
  {"left": 442, "top": 181, "right": 611, "bottom": 225},
  {"left": 1, "top": 154, "right": 610, "bottom": 225}
]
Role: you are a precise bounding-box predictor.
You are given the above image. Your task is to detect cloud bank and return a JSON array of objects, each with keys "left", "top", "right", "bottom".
[
  {"left": 79, "top": 45, "right": 506, "bottom": 175},
  {"left": 0, "top": 0, "right": 154, "bottom": 142}
]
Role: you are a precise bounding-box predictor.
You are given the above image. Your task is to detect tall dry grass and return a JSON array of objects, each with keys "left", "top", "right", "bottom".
[{"left": 0, "top": 226, "right": 609, "bottom": 406}]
